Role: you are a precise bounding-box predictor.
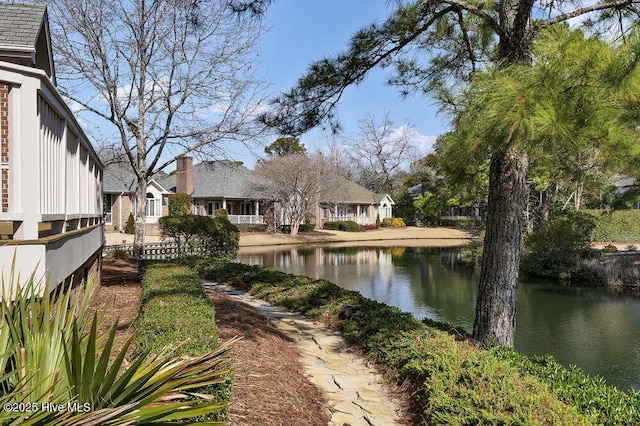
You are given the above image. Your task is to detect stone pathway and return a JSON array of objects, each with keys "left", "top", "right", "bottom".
[{"left": 202, "top": 281, "right": 405, "bottom": 426}]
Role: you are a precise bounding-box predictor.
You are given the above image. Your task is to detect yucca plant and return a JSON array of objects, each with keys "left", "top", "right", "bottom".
[{"left": 0, "top": 259, "right": 234, "bottom": 425}]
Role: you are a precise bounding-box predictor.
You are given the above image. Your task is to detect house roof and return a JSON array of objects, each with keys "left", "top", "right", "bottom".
[
  {"left": 0, "top": 3, "right": 46, "bottom": 46},
  {"left": 103, "top": 164, "right": 137, "bottom": 193},
  {"left": 324, "top": 179, "right": 394, "bottom": 205},
  {"left": 104, "top": 163, "right": 172, "bottom": 194},
  {"left": 0, "top": 3, "right": 54, "bottom": 79},
  {"left": 160, "top": 160, "right": 262, "bottom": 199}
]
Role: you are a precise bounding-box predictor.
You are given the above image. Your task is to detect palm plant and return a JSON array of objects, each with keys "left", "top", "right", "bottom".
[{"left": 0, "top": 261, "right": 234, "bottom": 425}]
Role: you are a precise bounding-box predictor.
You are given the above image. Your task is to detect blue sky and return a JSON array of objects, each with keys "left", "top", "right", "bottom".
[{"left": 230, "top": 0, "right": 450, "bottom": 166}]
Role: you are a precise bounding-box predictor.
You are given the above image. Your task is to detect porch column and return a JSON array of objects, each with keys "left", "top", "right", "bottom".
[
  {"left": 356, "top": 205, "right": 360, "bottom": 217},
  {"left": 334, "top": 205, "right": 337, "bottom": 219},
  {"left": 222, "top": 198, "right": 227, "bottom": 210},
  {"left": 255, "top": 200, "right": 259, "bottom": 216}
]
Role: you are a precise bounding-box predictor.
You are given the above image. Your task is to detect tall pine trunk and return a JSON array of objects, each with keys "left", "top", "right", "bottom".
[
  {"left": 471, "top": 0, "right": 533, "bottom": 347},
  {"left": 472, "top": 146, "right": 529, "bottom": 346}
]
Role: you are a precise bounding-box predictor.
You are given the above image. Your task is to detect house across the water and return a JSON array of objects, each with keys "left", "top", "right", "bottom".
[
  {"left": 104, "top": 156, "right": 395, "bottom": 234},
  {"left": 0, "top": 3, "right": 103, "bottom": 295}
]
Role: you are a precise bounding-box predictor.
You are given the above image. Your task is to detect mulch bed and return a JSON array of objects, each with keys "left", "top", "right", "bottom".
[
  {"left": 206, "top": 290, "right": 330, "bottom": 426},
  {"left": 89, "top": 257, "right": 142, "bottom": 360},
  {"left": 92, "top": 257, "right": 330, "bottom": 425}
]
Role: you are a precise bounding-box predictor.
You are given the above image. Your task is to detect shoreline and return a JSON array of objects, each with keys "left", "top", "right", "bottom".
[
  {"left": 237, "top": 226, "right": 475, "bottom": 248},
  {"left": 104, "top": 226, "right": 476, "bottom": 247}
]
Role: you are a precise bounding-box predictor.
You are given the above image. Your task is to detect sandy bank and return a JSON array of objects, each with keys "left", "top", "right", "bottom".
[
  {"left": 104, "top": 226, "right": 475, "bottom": 248},
  {"left": 239, "top": 226, "right": 474, "bottom": 248}
]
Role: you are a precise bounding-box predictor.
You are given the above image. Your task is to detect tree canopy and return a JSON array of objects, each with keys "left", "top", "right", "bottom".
[
  {"left": 261, "top": 0, "right": 640, "bottom": 346},
  {"left": 264, "top": 137, "right": 307, "bottom": 157}
]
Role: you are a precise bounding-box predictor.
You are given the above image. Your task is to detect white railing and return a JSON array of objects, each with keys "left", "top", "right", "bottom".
[
  {"left": 327, "top": 215, "right": 375, "bottom": 225},
  {"left": 227, "top": 215, "right": 264, "bottom": 224}
]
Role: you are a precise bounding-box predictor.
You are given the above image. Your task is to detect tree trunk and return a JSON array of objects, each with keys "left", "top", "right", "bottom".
[
  {"left": 290, "top": 221, "right": 300, "bottom": 237},
  {"left": 472, "top": 146, "right": 529, "bottom": 347},
  {"left": 133, "top": 177, "right": 147, "bottom": 259}
]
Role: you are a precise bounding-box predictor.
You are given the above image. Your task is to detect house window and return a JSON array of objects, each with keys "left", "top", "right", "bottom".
[
  {"left": 146, "top": 192, "right": 161, "bottom": 217},
  {"left": 240, "top": 202, "right": 253, "bottom": 215}
]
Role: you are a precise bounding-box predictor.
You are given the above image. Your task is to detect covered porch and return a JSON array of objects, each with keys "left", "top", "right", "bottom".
[{"left": 195, "top": 198, "right": 265, "bottom": 224}]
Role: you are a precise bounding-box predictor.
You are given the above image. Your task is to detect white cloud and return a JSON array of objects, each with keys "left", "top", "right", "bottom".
[{"left": 411, "top": 131, "right": 437, "bottom": 156}]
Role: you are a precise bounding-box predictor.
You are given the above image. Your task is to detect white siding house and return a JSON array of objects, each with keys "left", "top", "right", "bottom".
[{"left": 0, "top": 4, "right": 103, "bottom": 296}]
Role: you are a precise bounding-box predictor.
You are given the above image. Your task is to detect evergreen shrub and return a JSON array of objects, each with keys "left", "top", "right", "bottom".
[
  {"left": 125, "top": 212, "right": 136, "bottom": 234},
  {"left": 381, "top": 217, "right": 406, "bottom": 228},
  {"left": 167, "top": 192, "right": 192, "bottom": 216},
  {"left": 323, "top": 220, "right": 365, "bottom": 232},
  {"left": 237, "top": 223, "right": 268, "bottom": 233},
  {"left": 583, "top": 209, "right": 640, "bottom": 243},
  {"left": 522, "top": 211, "right": 595, "bottom": 278},
  {"left": 136, "top": 261, "right": 232, "bottom": 420},
  {"left": 159, "top": 214, "right": 239, "bottom": 259}
]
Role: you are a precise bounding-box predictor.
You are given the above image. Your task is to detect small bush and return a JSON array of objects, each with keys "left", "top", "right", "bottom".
[
  {"left": 522, "top": 211, "right": 596, "bottom": 278},
  {"left": 108, "top": 248, "right": 129, "bottom": 260},
  {"left": 159, "top": 214, "right": 239, "bottom": 259},
  {"left": 167, "top": 192, "right": 192, "bottom": 216},
  {"left": 299, "top": 223, "right": 316, "bottom": 232},
  {"left": 215, "top": 208, "right": 229, "bottom": 220},
  {"left": 381, "top": 217, "right": 406, "bottom": 228},
  {"left": 601, "top": 244, "right": 619, "bottom": 253},
  {"left": 323, "top": 220, "right": 365, "bottom": 232},
  {"left": 125, "top": 212, "right": 136, "bottom": 234}
]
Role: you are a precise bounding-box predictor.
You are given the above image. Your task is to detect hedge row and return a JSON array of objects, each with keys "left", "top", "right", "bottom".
[
  {"left": 322, "top": 220, "right": 365, "bottom": 232},
  {"left": 583, "top": 209, "right": 640, "bottom": 243},
  {"left": 185, "top": 258, "right": 640, "bottom": 425},
  {"left": 136, "top": 261, "right": 232, "bottom": 420}
]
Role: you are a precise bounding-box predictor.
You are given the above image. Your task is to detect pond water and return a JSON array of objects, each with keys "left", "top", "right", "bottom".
[{"left": 237, "top": 244, "right": 640, "bottom": 391}]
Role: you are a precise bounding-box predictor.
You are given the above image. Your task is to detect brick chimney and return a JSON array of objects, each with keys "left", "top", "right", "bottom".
[{"left": 176, "top": 156, "right": 193, "bottom": 195}]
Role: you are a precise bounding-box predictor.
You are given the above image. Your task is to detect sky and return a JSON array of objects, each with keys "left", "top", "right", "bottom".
[{"left": 227, "top": 0, "right": 450, "bottom": 167}]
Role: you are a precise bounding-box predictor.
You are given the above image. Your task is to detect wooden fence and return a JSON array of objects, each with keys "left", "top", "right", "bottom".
[{"left": 103, "top": 242, "right": 200, "bottom": 260}]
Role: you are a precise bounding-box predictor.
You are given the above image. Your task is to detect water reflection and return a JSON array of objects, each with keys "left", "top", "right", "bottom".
[{"left": 237, "top": 244, "right": 640, "bottom": 391}]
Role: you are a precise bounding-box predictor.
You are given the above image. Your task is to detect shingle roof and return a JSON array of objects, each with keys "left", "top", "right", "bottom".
[
  {"left": 0, "top": 3, "right": 46, "bottom": 48},
  {"left": 103, "top": 164, "right": 137, "bottom": 193},
  {"left": 324, "top": 179, "right": 392, "bottom": 205},
  {"left": 160, "top": 161, "right": 262, "bottom": 199}
]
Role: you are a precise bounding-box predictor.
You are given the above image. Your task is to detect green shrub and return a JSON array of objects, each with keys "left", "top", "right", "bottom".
[
  {"left": 583, "top": 209, "right": 640, "bottom": 242},
  {"left": 440, "top": 218, "right": 484, "bottom": 228},
  {"left": 167, "top": 192, "right": 192, "bottom": 216},
  {"left": 323, "top": 220, "right": 365, "bottom": 232},
  {"left": 215, "top": 208, "right": 229, "bottom": 220},
  {"left": 189, "top": 260, "right": 633, "bottom": 425},
  {"left": 159, "top": 214, "right": 239, "bottom": 259},
  {"left": 136, "top": 261, "right": 232, "bottom": 420},
  {"left": 237, "top": 223, "right": 268, "bottom": 233},
  {"left": 299, "top": 223, "right": 316, "bottom": 232},
  {"left": 522, "top": 211, "right": 596, "bottom": 278},
  {"left": 381, "top": 217, "right": 406, "bottom": 228},
  {"left": 125, "top": 212, "right": 135, "bottom": 234}
]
